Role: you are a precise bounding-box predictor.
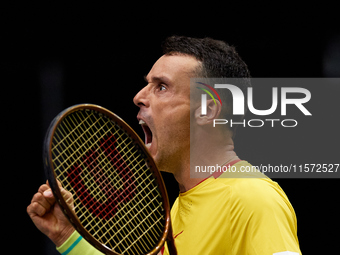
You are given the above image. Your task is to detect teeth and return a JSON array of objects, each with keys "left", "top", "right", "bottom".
[
  {"left": 139, "top": 119, "right": 146, "bottom": 125},
  {"left": 145, "top": 143, "right": 151, "bottom": 149}
]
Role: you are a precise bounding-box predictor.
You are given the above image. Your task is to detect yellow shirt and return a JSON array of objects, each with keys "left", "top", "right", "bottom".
[{"left": 163, "top": 160, "right": 301, "bottom": 255}]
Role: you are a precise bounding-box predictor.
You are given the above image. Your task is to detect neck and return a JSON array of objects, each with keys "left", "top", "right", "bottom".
[
  {"left": 174, "top": 167, "right": 204, "bottom": 193},
  {"left": 173, "top": 141, "right": 238, "bottom": 193}
]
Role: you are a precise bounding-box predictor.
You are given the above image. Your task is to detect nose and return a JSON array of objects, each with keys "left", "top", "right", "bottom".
[{"left": 133, "top": 85, "right": 150, "bottom": 108}]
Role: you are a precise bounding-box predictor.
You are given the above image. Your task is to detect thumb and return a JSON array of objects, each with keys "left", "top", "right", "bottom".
[
  {"left": 40, "top": 181, "right": 56, "bottom": 205},
  {"left": 44, "top": 180, "right": 54, "bottom": 198},
  {"left": 45, "top": 179, "right": 74, "bottom": 211},
  {"left": 44, "top": 180, "right": 70, "bottom": 200},
  {"left": 43, "top": 188, "right": 54, "bottom": 198}
]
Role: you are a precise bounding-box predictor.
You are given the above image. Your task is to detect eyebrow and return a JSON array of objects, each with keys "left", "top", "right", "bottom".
[{"left": 144, "top": 75, "right": 171, "bottom": 85}]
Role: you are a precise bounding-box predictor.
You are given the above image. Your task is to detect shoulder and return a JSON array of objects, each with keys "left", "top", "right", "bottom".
[
  {"left": 231, "top": 178, "right": 285, "bottom": 208},
  {"left": 224, "top": 178, "right": 296, "bottom": 228},
  {"left": 218, "top": 161, "right": 294, "bottom": 214},
  {"left": 222, "top": 163, "right": 301, "bottom": 253}
]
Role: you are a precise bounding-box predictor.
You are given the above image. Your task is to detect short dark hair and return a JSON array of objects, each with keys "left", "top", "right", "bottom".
[
  {"left": 162, "top": 35, "right": 250, "bottom": 136},
  {"left": 162, "top": 35, "right": 250, "bottom": 78}
]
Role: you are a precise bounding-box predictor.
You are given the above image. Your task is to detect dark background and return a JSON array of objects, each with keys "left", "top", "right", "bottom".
[{"left": 3, "top": 2, "right": 339, "bottom": 254}]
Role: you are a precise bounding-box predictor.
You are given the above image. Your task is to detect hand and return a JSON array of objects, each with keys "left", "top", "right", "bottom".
[{"left": 27, "top": 180, "right": 75, "bottom": 247}]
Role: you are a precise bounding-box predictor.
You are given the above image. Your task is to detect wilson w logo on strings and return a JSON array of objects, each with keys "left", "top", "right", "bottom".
[{"left": 68, "top": 134, "right": 136, "bottom": 219}]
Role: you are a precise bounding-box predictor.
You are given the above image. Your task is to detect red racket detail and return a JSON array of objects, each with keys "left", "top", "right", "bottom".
[{"left": 68, "top": 134, "right": 136, "bottom": 219}]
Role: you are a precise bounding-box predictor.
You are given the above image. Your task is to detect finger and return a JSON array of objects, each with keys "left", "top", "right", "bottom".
[
  {"left": 38, "top": 182, "right": 54, "bottom": 199},
  {"left": 43, "top": 189, "right": 54, "bottom": 198},
  {"left": 60, "top": 186, "right": 74, "bottom": 206},
  {"left": 38, "top": 184, "right": 56, "bottom": 205},
  {"left": 45, "top": 180, "right": 65, "bottom": 196},
  {"left": 56, "top": 179, "right": 62, "bottom": 187},
  {"left": 54, "top": 179, "right": 73, "bottom": 204},
  {"left": 29, "top": 193, "right": 52, "bottom": 217},
  {"left": 45, "top": 180, "right": 74, "bottom": 208},
  {"left": 42, "top": 181, "right": 58, "bottom": 200},
  {"left": 38, "top": 183, "right": 51, "bottom": 194},
  {"left": 32, "top": 191, "right": 55, "bottom": 209},
  {"left": 27, "top": 201, "right": 47, "bottom": 217}
]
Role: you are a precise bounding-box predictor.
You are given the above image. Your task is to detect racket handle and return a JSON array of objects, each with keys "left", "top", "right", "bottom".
[
  {"left": 167, "top": 219, "right": 178, "bottom": 255},
  {"left": 167, "top": 237, "right": 177, "bottom": 255}
]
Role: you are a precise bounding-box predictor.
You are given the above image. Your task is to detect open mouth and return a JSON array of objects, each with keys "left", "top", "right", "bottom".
[{"left": 139, "top": 119, "right": 152, "bottom": 149}]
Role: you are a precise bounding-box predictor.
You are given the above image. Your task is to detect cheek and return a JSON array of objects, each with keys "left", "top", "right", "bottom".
[
  {"left": 164, "top": 107, "right": 190, "bottom": 140},
  {"left": 153, "top": 98, "right": 191, "bottom": 140},
  {"left": 165, "top": 101, "right": 190, "bottom": 122}
]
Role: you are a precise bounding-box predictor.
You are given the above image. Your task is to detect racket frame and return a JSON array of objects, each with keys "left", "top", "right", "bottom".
[{"left": 43, "top": 104, "right": 175, "bottom": 255}]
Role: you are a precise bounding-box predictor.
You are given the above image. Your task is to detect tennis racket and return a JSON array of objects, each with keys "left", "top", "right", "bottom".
[{"left": 43, "top": 104, "right": 177, "bottom": 255}]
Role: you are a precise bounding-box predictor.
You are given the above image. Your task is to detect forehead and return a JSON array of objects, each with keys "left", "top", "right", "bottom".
[{"left": 146, "top": 54, "right": 199, "bottom": 83}]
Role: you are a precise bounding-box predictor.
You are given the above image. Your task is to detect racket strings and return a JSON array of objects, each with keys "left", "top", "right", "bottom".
[
  {"left": 55, "top": 114, "right": 161, "bottom": 220},
  {"left": 51, "top": 109, "right": 165, "bottom": 255},
  {"left": 53, "top": 115, "right": 163, "bottom": 252},
  {"left": 53, "top": 125, "right": 163, "bottom": 253}
]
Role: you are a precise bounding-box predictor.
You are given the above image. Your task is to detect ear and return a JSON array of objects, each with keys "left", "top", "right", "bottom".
[{"left": 194, "top": 99, "right": 222, "bottom": 125}]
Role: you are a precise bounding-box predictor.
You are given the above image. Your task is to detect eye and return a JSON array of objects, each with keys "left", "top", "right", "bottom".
[{"left": 158, "top": 84, "right": 167, "bottom": 91}]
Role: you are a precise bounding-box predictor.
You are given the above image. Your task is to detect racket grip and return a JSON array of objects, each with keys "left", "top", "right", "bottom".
[
  {"left": 167, "top": 238, "right": 177, "bottom": 255},
  {"left": 167, "top": 219, "right": 178, "bottom": 255}
]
